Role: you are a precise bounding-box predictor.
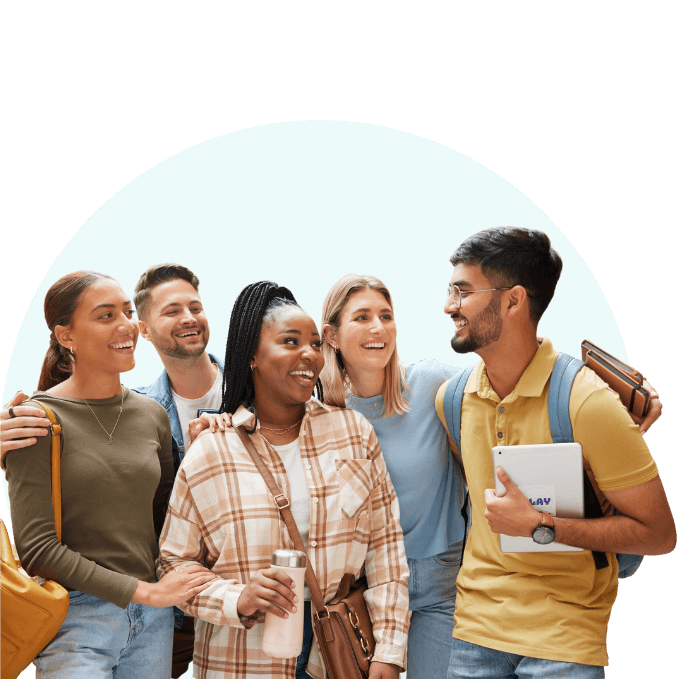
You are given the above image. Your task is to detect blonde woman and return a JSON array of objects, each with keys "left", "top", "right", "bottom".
[{"left": 320, "top": 274, "right": 464, "bottom": 679}]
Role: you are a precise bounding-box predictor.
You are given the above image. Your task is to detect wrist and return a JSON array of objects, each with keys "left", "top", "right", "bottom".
[
  {"left": 531, "top": 511, "right": 556, "bottom": 545},
  {"left": 131, "top": 580, "right": 154, "bottom": 606},
  {"left": 529, "top": 511, "right": 543, "bottom": 535}
]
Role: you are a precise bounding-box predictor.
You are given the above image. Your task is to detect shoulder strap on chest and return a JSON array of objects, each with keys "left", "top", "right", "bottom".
[{"left": 442, "top": 366, "right": 475, "bottom": 455}]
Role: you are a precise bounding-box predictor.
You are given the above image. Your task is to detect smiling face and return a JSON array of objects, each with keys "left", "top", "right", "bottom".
[
  {"left": 325, "top": 288, "right": 398, "bottom": 379},
  {"left": 56, "top": 278, "right": 138, "bottom": 376},
  {"left": 445, "top": 262, "right": 505, "bottom": 355},
  {"left": 138, "top": 278, "right": 210, "bottom": 359},
  {"left": 251, "top": 306, "right": 325, "bottom": 410}
]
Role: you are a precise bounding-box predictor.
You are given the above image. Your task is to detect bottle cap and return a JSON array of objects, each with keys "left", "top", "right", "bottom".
[{"left": 271, "top": 549, "right": 307, "bottom": 568}]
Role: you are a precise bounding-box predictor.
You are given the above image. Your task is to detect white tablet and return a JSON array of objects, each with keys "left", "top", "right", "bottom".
[{"left": 492, "top": 442, "right": 584, "bottom": 553}]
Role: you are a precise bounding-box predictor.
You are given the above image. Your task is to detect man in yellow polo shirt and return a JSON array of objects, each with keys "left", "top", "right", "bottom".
[{"left": 436, "top": 227, "right": 676, "bottom": 678}]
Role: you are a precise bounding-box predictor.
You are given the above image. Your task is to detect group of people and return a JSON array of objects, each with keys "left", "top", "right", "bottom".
[{"left": 0, "top": 226, "right": 676, "bottom": 679}]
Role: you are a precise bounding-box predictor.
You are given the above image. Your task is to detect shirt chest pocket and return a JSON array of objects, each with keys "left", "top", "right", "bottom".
[{"left": 335, "top": 458, "right": 372, "bottom": 519}]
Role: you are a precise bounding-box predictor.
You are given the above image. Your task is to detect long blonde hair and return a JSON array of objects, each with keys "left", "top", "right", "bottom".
[{"left": 321, "top": 274, "right": 410, "bottom": 418}]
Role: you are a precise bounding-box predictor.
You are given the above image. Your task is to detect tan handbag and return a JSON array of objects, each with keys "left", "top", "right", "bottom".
[
  {"left": 235, "top": 426, "right": 375, "bottom": 679},
  {"left": 1, "top": 401, "right": 69, "bottom": 679}
]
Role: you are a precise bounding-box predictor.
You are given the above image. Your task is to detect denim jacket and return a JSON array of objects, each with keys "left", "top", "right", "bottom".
[
  {"left": 133, "top": 353, "right": 224, "bottom": 474},
  {"left": 133, "top": 352, "right": 224, "bottom": 628}
]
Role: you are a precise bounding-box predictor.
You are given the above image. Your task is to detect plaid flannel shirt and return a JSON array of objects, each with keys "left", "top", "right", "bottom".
[{"left": 158, "top": 398, "right": 410, "bottom": 679}]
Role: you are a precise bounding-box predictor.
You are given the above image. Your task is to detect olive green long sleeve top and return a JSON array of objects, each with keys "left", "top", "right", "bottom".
[{"left": 6, "top": 388, "right": 174, "bottom": 609}]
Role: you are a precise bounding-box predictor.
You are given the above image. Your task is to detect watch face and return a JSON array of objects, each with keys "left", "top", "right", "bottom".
[{"left": 532, "top": 526, "right": 556, "bottom": 545}]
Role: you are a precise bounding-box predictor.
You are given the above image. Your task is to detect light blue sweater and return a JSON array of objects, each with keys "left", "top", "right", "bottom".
[{"left": 347, "top": 359, "right": 466, "bottom": 559}]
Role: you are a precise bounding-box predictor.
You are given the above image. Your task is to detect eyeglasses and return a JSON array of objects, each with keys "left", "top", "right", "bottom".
[{"left": 446, "top": 283, "right": 513, "bottom": 309}]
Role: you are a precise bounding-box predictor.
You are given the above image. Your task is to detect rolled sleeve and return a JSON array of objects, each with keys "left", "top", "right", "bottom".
[
  {"left": 362, "top": 430, "right": 410, "bottom": 669},
  {"left": 158, "top": 466, "right": 251, "bottom": 629}
]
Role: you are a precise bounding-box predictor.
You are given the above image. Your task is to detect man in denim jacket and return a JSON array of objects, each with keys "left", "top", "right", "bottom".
[{"left": 132, "top": 263, "right": 224, "bottom": 678}]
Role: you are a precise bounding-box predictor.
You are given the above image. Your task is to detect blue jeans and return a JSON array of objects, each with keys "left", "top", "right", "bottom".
[
  {"left": 34, "top": 590, "right": 174, "bottom": 678},
  {"left": 447, "top": 639, "right": 605, "bottom": 678},
  {"left": 406, "top": 540, "right": 463, "bottom": 679},
  {"left": 295, "top": 601, "right": 314, "bottom": 679}
]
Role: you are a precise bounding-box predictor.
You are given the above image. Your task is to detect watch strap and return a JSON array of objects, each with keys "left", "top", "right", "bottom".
[{"left": 538, "top": 512, "right": 554, "bottom": 529}]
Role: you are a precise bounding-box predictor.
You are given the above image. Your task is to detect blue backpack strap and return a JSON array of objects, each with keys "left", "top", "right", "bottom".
[
  {"left": 442, "top": 366, "right": 475, "bottom": 454},
  {"left": 548, "top": 353, "right": 608, "bottom": 571},
  {"left": 547, "top": 353, "right": 584, "bottom": 444},
  {"left": 548, "top": 353, "right": 643, "bottom": 578}
]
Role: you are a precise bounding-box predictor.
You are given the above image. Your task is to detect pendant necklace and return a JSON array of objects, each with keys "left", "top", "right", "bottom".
[{"left": 70, "top": 377, "right": 125, "bottom": 445}]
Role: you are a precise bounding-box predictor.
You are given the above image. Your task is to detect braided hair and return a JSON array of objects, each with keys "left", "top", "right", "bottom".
[{"left": 220, "top": 281, "right": 324, "bottom": 431}]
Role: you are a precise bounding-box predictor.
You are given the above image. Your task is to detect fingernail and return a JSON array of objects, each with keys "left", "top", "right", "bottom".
[
  {"left": 293, "top": 595, "right": 299, "bottom": 603},
  {"left": 291, "top": 605, "right": 297, "bottom": 613}
]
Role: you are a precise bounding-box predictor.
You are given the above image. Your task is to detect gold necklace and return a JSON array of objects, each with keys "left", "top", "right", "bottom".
[
  {"left": 70, "top": 377, "right": 125, "bottom": 445},
  {"left": 258, "top": 418, "right": 303, "bottom": 434}
]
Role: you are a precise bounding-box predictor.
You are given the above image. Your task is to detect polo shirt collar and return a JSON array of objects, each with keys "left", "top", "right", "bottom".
[{"left": 467, "top": 337, "right": 558, "bottom": 401}]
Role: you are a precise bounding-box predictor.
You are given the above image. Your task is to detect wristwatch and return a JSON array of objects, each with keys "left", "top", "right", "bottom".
[{"left": 531, "top": 512, "right": 555, "bottom": 545}]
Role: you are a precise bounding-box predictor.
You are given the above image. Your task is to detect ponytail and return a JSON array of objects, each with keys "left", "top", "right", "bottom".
[
  {"left": 37, "top": 337, "right": 74, "bottom": 392},
  {"left": 38, "top": 271, "right": 113, "bottom": 391}
]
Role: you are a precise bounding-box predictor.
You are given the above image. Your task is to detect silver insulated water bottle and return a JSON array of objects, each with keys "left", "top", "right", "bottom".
[{"left": 262, "top": 549, "right": 307, "bottom": 658}]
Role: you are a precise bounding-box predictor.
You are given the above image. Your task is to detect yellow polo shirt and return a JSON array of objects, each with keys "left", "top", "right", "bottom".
[{"left": 436, "top": 339, "right": 658, "bottom": 666}]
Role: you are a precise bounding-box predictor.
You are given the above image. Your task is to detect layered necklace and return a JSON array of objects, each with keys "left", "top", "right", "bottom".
[
  {"left": 259, "top": 417, "right": 303, "bottom": 435},
  {"left": 70, "top": 377, "right": 125, "bottom": 445}
]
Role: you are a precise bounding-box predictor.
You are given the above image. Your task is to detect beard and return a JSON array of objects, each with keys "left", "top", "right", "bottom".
[
  {"left": 450, "top": 295, "right": 503, "bottom": 354},
  {"left": 148, "top": 326, "right": 209, "bottom": 359}
]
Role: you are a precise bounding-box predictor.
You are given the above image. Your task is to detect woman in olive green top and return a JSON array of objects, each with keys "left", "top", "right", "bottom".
[{"left": 5, "top": 271, "right": 215, "bottom": 678}]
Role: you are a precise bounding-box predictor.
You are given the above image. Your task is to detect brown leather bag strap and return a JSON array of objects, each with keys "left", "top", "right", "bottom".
[
  {"left": 24, "top": 400, "right": 63, "bottom": 541},
  {"left": 235, "top": 425, "right": 329, "bottom": 616}
]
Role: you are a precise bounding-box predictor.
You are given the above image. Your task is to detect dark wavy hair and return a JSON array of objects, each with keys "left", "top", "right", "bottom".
[{"left": 450, "top": 227, "right": 563, "bottom": 323}]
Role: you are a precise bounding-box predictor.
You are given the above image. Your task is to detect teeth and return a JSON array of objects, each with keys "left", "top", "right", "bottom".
[
  {"left": 178, "top": 331, "right": 199, "bottom": 338},
  {"left": 363, "top": 343, "right": 385, "bottom": 349},
  {"left": 454, "top": 320, "right": 467, "bottom": 327},
  {"left": 291, "top": 371, "right": 314, "bottom": 379},
  {"left": 111, "top": 341, "right": 134, "bottom": 349}
]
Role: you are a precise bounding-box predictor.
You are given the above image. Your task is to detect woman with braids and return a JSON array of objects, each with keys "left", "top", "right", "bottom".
[
  {"left": 4, "top": 271, "right": 216, "bottom": 678},
  {"left": 157, "top": 280, "right": 410, "bottom": 679}
]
